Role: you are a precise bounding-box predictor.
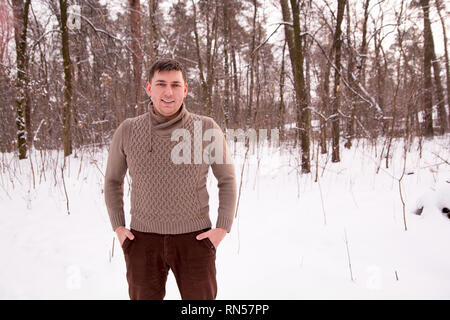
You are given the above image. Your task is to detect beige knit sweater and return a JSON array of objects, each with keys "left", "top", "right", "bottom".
[{"left": 104, "top": 104, "right": 237, "bottom": 234}]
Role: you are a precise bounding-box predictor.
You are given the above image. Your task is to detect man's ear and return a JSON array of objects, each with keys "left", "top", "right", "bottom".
[
  {"left": 184, "top": 83, "right": 188, "bottom": 98},
  {"left": 145, "top": 81, "right": 151, "bottom": 97}
]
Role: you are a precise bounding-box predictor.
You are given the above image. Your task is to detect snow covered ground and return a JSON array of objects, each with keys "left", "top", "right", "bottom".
[{"left": 0, "top": 135, "right": 449, "bottom": 299}]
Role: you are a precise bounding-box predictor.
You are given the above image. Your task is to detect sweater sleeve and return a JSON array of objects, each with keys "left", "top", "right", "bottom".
[
  {"left": 208, "top": 119, "right": 237, "bottom": 233},
  {"left": 104, "top": 119, "right": 130, "bottom": 232}
]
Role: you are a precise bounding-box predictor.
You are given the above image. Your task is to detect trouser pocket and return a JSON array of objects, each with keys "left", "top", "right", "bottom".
[
  {"left": 197, "top": 228, "right": 216, "bottom": 252},
  {"left": 204, "top": 237, "right": 216, "bottom": 251},
  {"left": 122, "top": 237, "right": 132, "bottom": 253}
]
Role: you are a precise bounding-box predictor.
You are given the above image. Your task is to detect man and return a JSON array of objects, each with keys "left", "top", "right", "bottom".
[{"left": 104, "top": 58, "right": 237, "bottom": 300}]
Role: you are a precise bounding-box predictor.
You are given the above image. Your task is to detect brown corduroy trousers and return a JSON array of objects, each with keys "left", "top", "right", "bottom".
[{"left": 121, "top": 227, "right": 217, "bottom": 300}]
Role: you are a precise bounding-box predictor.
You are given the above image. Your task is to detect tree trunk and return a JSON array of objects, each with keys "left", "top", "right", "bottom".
[
  {"left": 191, "top": 0, "right": 209, "bottom": 114},
  {"left": 129, "top": 0, "right": 143, "bottom": 116},
  {"left": 431, "top": 44, "right": 448, "bottom": 134},
  {"left": 148, "top": 0, "right": 158, "bottom": 62},
  {"left": 0, "top": 1, "right": 13, "bottom": 64},
  {"left": 374, "top": 27, "right": 386, "bottom": 135},
  {"left": 58, "top": 0, "right": 73, "bottom": 156},
  {"left": 420, "top": 0, "right": 434, "bottom": 138},
  {"left": 352, "top": 0, "right": 370, "bottom": 142},
  {"left": 359, "top": 0, "right": 370, "bottom": 88},
  {"left": 192, "top": 0, "right": 216, "bottom": 117},
  {"left": 344, "top": 0, "right": 356, "bottom": 149},
  {"left": 279, "top": 40, "right": 286, "bottom": 134},
  {"left": 280, "top": 0, "right": 310, "bottom": 173},
  {"left": 428, "top": 0, "right": 448, "bottom": 134},
  {"left": 319, "top": 39, "right": 332, "bottom": 155},
  {"left": 222, "top": 0, "right": 230, "bottom": 127},
  {"left": 331, "top": 0, "right": 346, "bottom": 163},
  {"left": 228, "top": 4, "right": 240, "bottom": 125},
  {"left": 247, "top": 0, "right": 257, "bottom": 125},
  {"left": 205, "top": 1, "right": 218, "bottom": 118},
  {"left": 12, "top": 0, "right": 31, "bottom": 159},
  {"left": 435, "top": 0, "right": 450, "bottom": 130},
  {"left": 253, "top": 17, "right": 262, "bottom": 128}
]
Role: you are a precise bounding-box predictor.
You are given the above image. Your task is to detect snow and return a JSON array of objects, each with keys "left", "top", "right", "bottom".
[{"left": 0, "top": 135, "right": 449, "bottom": 299}]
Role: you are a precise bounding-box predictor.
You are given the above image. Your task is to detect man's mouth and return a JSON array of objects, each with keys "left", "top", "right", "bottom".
[{"left": 161, "top": 98, "right": 174, "bottom": 103}]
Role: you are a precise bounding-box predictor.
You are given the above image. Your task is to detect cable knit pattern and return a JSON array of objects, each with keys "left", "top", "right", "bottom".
[
  {"left": 104, "top": 104, "right": 237, "bottom": 235},
  {"left": 128, "top": 113, "right": 204, "bottom": 232}
]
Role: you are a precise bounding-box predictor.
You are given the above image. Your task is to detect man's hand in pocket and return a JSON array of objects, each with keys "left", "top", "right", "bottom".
[{"left": 115, "top": 226, "right": 135, "bottom": 246}]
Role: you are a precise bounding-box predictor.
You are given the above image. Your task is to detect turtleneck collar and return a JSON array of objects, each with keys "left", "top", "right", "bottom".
[{"left": 147, "top": 101, "right": 189, "bottom": 152}]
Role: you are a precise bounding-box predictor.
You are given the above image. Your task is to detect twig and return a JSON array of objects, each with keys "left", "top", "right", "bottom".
[
  {"left": 251, "top": 23, "right": 283, "bottom": 56},
  {"left": 61, "top": 161, "right": 70, "bottom": 216},
  {"left": 315, "top": 136, "right": 320, "bottom": 183},
  {"left": 235, "top": 143, "right": 250, "bottom": 256},
  {"left": 344, "top": 228, "right": 354, "bottom": 282},
  {"left": 431, "top": 152, "right": 450, "bottom": 166},
  {"left": 91, "top": 159, "right": 105, "bottom": 178},
  {"left": 235, "top": 147, "right": 249, "bottom": 219},
  {"left": 418, "top": 161, "right": 448, "bottom": 169},
  {"left": 111, "top": 237, "right": 115, "bottom": 260},
  {"left": 398, "top": 146, "right": 408, "bottom": 231},
  {"left": 28, "top": 148, "right": 36, "bottom": 190},
  {"left": 318, "top": 180, "right": 327, "bottom": 225},
  {"left": 77, "top": 150, "right": 84, "bottom": 180},
  {"left": 376, "top": 137, "right": 388, "bottom": 174}
]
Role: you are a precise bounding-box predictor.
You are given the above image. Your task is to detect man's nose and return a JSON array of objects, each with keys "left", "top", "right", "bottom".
[{"left": 164, "top": 85, "right": 173, "bottom": 96}]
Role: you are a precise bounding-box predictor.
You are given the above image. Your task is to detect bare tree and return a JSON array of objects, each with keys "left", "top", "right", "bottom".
[
  {"left": 295, "top": 0, "right": 310, "bottom": 172},
  {"left": 0, "top": 3, "right": 14, "bottom": 152},
  {"left": 344, "top": 0, "right": 356, "bottom": 149},
  {"left": 429, "top": 0, "right": 449, "bottom": 134},
  {"left": 247, "top": 0, "right": 257, "bottom": 125},
  {"left": 228, "top": 2, "right": 241, "bottom": 126},
  {"left": 359, "top": 0, "right": 370, "bottom": 88},
  {"left": 420, "top": 0, "right": 434, "bottom": 138},
  {"left": 12, "top": 0, "right": 31, "bottom": 159},
  {"left": 434, "top": 0, "right": 449, "bottom": 133},
  {"left": 279, "top": 40, "right": 287, "bottom": 134},
  {"left": 191, "top": 0, "right": 218, "bottom": 117},
  {"left": 280, "top": 0, "right": 310, "bottom": 173},
  {"left": 317, "top": 22, "right": 333, "bottom": 155},
  {"left": 0, "top": 2, "right": 12, "bottom": 64},
  {"left": 331, "top": 0, "right": 346, "bottom": 163},
  {"left": 430, "top": 40, "right": 448, "bottom": 134},
  {"left": 58, "top": 0, "right": 73, "bottom": 156},
  {"left": 222, "top": 0, "right": 231, "bottom": 127},
  {"left": 128, "top": 0, "right": 143, "bottom": 116},
  {"left": 147, "top": 0, "right": 158, "bottom": 61},
  {"left": 344, "top": 0, "right": 370, "bottom": 149}
]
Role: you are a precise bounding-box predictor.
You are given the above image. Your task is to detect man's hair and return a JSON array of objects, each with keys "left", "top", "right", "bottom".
[{"left": 148, "top": 58, "right": 187, "bottom": 83}]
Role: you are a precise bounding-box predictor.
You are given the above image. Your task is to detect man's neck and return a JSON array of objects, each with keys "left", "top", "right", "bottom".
[{"left": 153, "top": 105, "right": 182, "bottom": 121}]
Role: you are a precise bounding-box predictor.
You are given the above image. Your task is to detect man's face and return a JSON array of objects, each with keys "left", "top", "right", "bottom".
[{"left": 146, "top": 70, "right": 188, "bottom": 119}]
